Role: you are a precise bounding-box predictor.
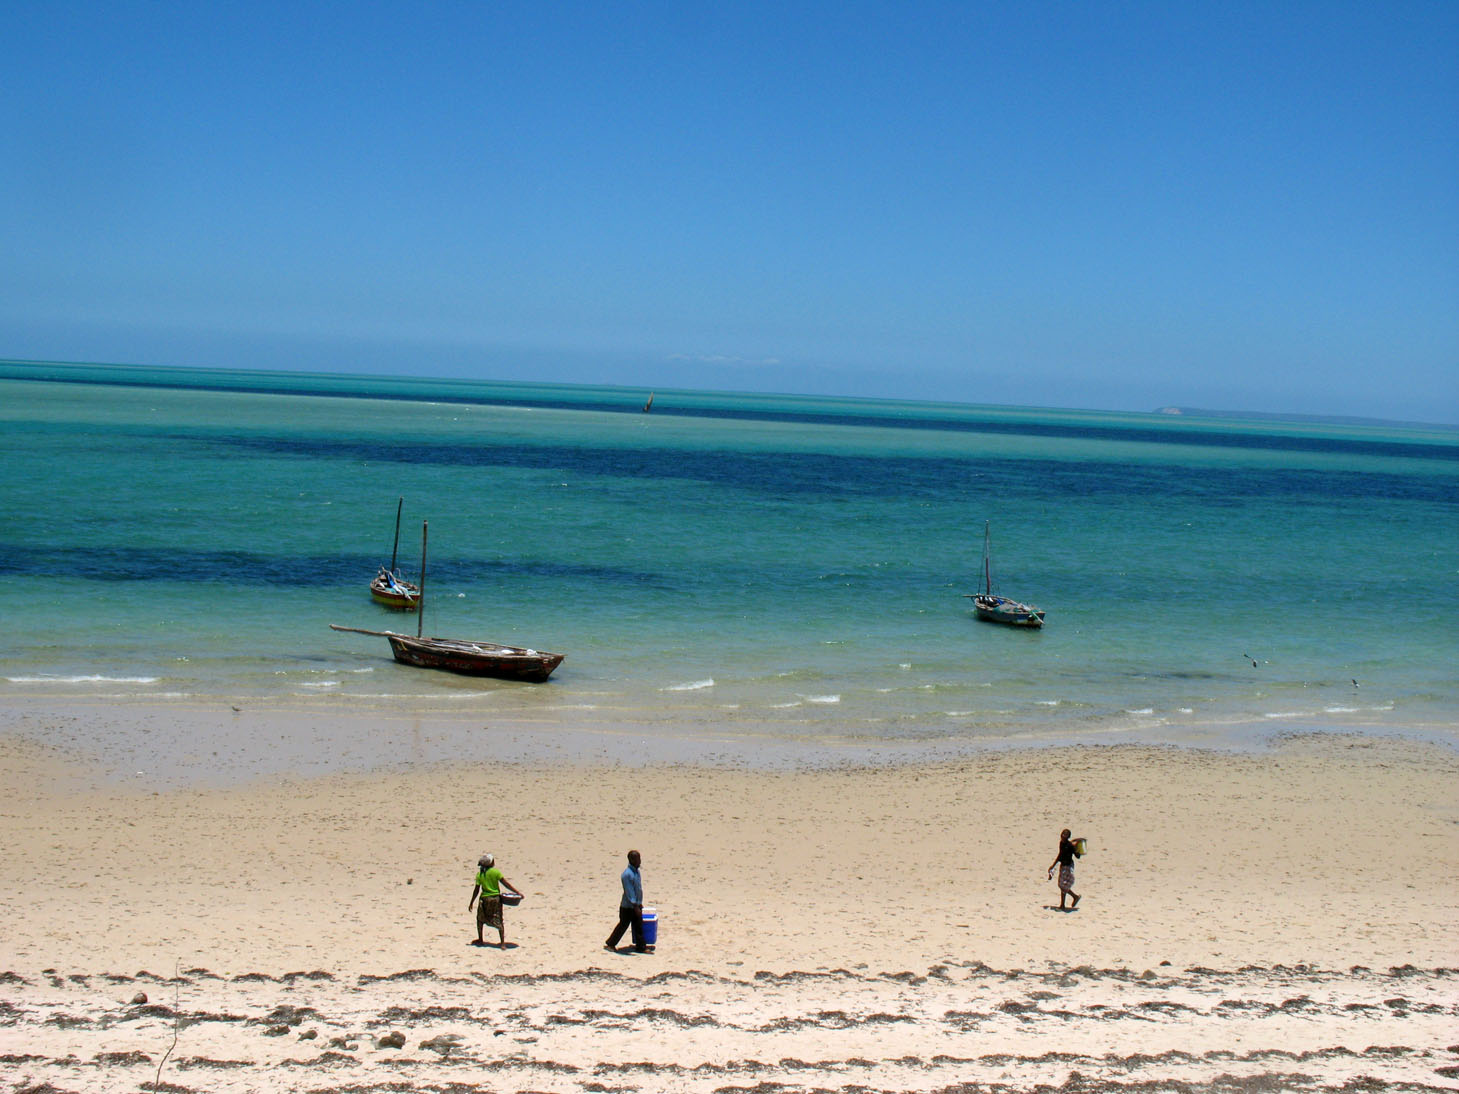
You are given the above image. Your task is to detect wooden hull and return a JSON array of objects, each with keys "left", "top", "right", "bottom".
[
  {"left": 370, "top": 571, "right": 419, "bottom": 611},
  {"left": 386, "top": 635, "right": 564, "bottom": 682},
  {"left": 970, "top": 594, "right": 1045, "bottom": 628}
]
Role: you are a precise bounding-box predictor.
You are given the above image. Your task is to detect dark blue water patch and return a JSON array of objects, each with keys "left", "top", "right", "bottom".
[
  {"left": 10, "top": 363, "right": 1457, "bottom": 461},
  {"left": 647, "top": 406, "right": 1459, "bottom": 463},
  {"left": 195, "top": 433, "right": 1459, "bottom": 506},
  {"left": 0, "top": 545, "right": 676, "bottom": 590}
]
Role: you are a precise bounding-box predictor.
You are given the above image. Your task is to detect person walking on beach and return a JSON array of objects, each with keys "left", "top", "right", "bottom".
[
  {"left": 604, "top": 849, "right": 650, "bottom": 953},
  {"left": 1048, "top": 829, "right": 1081, "bottom": 910},
  {"left": 468, "top": 853, "right": 523, "bottom": 948}
]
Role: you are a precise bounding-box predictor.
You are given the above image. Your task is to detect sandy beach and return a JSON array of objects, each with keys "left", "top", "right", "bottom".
[{"left": 1, "top": 703, "right": 1456, "bottom": 1092}]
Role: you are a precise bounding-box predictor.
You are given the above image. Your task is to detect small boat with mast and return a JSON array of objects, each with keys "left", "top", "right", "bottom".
[
  {"left": 965, "top": 520, "right": 1045, "bottom": 627},
  {"left": 334, "top": 521, "right": 564, "bottom": 682},
  {"left": 369, "top": 496, "right": 419, "bottom": 610}
]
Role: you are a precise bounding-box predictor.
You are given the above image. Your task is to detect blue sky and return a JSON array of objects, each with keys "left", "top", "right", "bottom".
[{"left": 3, "top": 2, "right": 1455, "bottom": 422}]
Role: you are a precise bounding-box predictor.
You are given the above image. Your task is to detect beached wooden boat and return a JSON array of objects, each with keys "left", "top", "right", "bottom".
[
  {"left": 331, "top": 627, "right": 564, "bottom": 682},
  {"left": 370, "top": 497, "right": 419, "bottom": 610},
  {"left": 965, "top": 521, "right": 1045, "bottom": 628},
  {"left": 334, "top": 521, "right": 563, "bottom": 682}
]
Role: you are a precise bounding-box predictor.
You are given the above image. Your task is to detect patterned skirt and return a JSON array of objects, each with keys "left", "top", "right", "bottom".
[
  {"left": 476, "top": 894, "right": 503, "bottom": 931},
  {"left": 1058, "top": 863, "right": 1076, "bottom": 892}
]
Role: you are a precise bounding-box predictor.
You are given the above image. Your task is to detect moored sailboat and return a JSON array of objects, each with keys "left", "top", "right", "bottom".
[
  {"left": 965, "top": 521, "right": 1045, "bottom": 627},
  {"left": 370, "top": 496, "right": 419, "bottom": 610}
]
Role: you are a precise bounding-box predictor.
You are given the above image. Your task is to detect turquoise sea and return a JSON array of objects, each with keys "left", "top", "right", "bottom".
[{"left": 2, "top": 360, "right": 1457, "bottom": 766}]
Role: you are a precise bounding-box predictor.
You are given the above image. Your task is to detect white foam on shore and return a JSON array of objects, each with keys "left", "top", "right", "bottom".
[
  {"left": 663, "top": 679, "right": 714, "bottom": 692},
  {"left": 5, "top": 674, "right": 159, "bottom": 685},
  {"left": 802, "top": 694, "right": 841, "bottom": 704}
]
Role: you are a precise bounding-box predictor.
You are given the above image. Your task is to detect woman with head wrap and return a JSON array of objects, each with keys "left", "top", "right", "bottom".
[{"left": 468, "top": 853, "right": 523, "bottom": 947}]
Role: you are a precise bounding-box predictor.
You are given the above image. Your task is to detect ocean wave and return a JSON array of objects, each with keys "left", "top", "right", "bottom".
[
  {"left": 352, "top": 692, "right": 496, "bottom": 701},
  {"left": 4, "top": 674, "right": 159, "bottom": 685},
  {"left": 801, "top": 694, "right": 841, "bottom": 704},
  {"left": 663, "top": 679, "right": 714, "bottom": 692}
]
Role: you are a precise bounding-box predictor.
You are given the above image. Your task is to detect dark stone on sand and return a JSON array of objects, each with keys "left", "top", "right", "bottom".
[
  {"left": 298, "top": 1028, "right": 317, "bottom": 1040},
  {"left": 263, "top": 1024, "right": 290, "bottom": 1037},
  {"left": 377, "top": 1031, "right": 406, "bottom": 1049},
  {"left": 131, "top": 992, "right": 148, "bottom": 1005}
]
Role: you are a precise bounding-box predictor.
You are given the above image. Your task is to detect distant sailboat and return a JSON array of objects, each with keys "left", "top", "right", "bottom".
[
  {"left": 964, "top": 521, "right": 1045, "bottom": 627},
  {"left": 369, "top": 496, "right": 419, "bottom": 610}
]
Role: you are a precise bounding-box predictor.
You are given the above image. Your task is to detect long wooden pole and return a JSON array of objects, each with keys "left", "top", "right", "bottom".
[
  {"left": 983, "top": 521, "right": 992, "bottom": 596},
  {"left": 330, "top": 624, "right": 406, "bottom": 638},
  {"left": 418, "top": 520, "right": 428, "bottom": 639},
  {"left": 390, "top": 496, "right": 404, "bottom": 572}
]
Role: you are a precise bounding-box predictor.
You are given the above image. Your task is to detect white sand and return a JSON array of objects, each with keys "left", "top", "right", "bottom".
[{"left": 0, "top": 708, "right": 1455, "bottom": 1092}]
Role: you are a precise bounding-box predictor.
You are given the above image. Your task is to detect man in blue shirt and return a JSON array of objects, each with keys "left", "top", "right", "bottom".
[{"left": 604, "top": 849, "right": 649, "bottom": 953}]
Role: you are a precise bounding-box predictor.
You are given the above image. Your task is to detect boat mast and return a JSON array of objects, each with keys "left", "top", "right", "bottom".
[
  {"left": 417, "top": 521, "right": 428, "bottom": 639},
  {"left": 390, "top": 496, "right": 404, "bottom": 573},
  {"left": 983, "top": 521, "right": 993, "bottom": 596}
]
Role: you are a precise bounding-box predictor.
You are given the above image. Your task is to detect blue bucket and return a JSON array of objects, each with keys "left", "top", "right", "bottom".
[{"left": 641, "top": 907, "right": 658, "bottom": 946}]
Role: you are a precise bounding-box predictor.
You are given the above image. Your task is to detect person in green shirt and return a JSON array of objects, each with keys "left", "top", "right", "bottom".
[{"left": 468, "top": 853, "right": 523, "bottom": 948}]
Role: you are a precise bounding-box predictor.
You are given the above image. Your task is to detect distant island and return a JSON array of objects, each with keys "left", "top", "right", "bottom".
[{"left": 1154, "top": 406, "right": 1458, "bottom": 431}]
